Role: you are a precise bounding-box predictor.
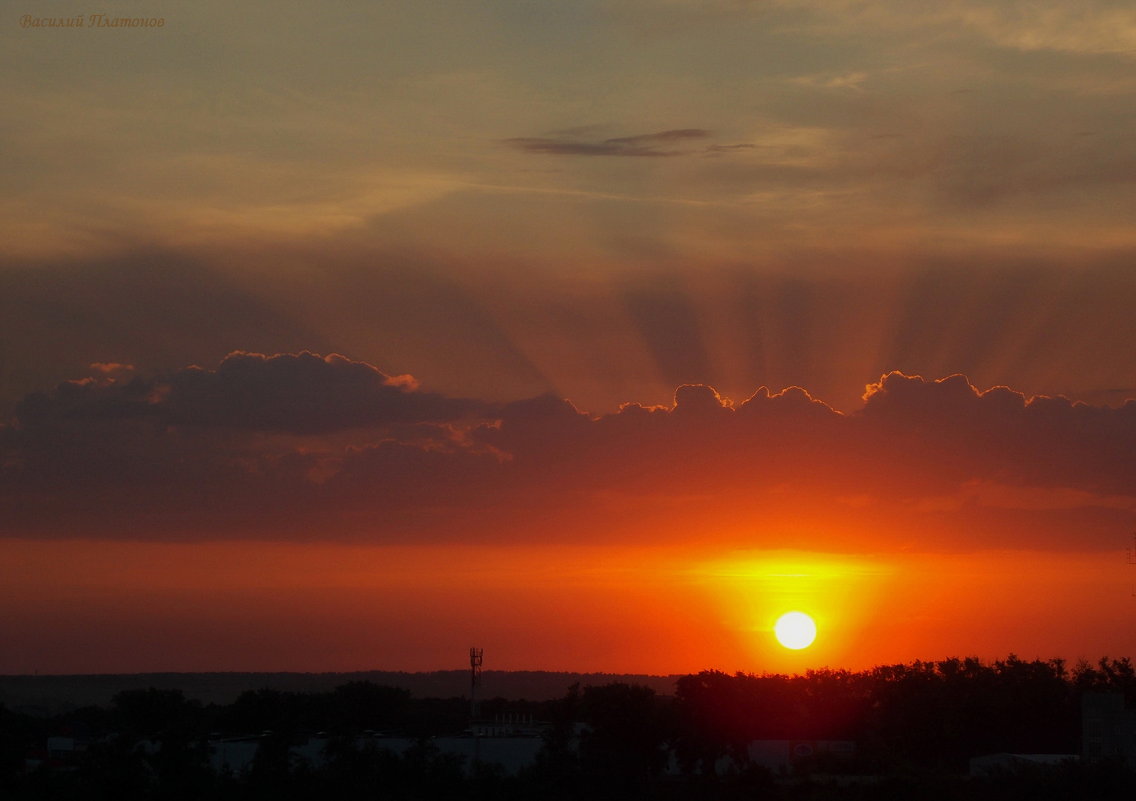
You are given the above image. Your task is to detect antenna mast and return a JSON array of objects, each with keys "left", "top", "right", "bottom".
[{"left": 469, "top": 647, "right": 483, "bottom": 719}]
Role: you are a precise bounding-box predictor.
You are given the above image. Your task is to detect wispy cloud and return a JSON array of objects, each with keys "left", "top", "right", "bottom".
[{"left": 505, "top": 128, "right": 745, "bottom": 157}]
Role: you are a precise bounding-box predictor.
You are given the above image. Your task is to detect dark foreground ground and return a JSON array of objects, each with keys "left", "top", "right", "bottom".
[{"left": 3, "top": 657, "right": 1135, "bottom": 800}]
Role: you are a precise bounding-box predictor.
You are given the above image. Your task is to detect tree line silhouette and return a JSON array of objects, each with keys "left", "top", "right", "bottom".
[{"left": 3, "top": 656, "right": 1135, "bottom": 800}]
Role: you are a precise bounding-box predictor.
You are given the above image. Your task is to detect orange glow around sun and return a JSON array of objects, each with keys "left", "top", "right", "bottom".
[
  {"left": 0, "top": 539, "right": 1130, "bottom": 675},
  {"left": 693, "top": 550, "right": 896, "bottom": 671}
]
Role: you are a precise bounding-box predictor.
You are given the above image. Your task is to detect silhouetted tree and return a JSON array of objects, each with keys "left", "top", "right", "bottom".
[
  {"left": 522, "top": 684, "right": 583, "bottom": 799},
  {"left": 326, "top": 681, "right": 410, "bottom": 733},
  {"left": 112, "top": 688, "right": 202, "bottom": 739},
  {"left": 1075, "top": 657, "right": 1136, "bottom": 704},
  {"left": 577, "top": 683, "right": 671, "bottom": 798}
]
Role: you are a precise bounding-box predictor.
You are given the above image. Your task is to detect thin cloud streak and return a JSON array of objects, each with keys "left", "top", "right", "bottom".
[{"left": 505, "top": 128, "right": 729, "bottom": 158}]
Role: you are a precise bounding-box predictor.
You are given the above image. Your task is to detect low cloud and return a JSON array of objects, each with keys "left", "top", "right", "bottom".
[
  {"left": 14, "top": 351, "right": 491, "bottom": 435},
  {"left": 2, "top": 362, "right": 1134, "bottom": 550}
]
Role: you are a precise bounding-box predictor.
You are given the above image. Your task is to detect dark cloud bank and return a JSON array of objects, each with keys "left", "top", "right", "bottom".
[{"left": 2, "top": 351, "right": 1134, "bottom": 550}]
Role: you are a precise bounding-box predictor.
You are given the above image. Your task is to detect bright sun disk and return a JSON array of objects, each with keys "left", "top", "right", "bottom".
[{"left": 774, "top": 611, "right": 817, "bottom": 650}]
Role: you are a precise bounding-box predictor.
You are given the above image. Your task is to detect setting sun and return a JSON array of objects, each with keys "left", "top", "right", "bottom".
[{"left": 774, "top": 611, "right": 817, "bottom": 650}]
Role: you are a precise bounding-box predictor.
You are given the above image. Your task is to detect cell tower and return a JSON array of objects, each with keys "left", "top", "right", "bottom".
[{"left": 470, "top": 647, "right": 483, "bottom": 719}]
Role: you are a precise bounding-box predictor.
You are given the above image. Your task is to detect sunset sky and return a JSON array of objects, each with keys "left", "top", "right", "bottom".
[{"left": 2, "top": 1, "right": 1136, "bottom": 677}]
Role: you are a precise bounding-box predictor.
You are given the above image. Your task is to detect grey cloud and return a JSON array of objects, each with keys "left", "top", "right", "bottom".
[
  {"left": 162, "top": 351, "right": 489, "bottom": 433},
  {"left": 505, "top": 128, "right": 729, "bottom": 157},
  {"left": 505, "top": 138, "right": 687, "bottom": 157},
  {"left": 14, "top": 351, "right": 493, "bottom": 435},
  {"left": 604, "top": 129, "right": 711, "bottom": 145},
  {"left": 706, "top": 143, "right": 757, "bottom": 153},
  {"left": 861, "top": 371, "right": 1136, "bottom": 494},
  {"left": 4, "top": 363, "right": 1136, "bottom": 550},
  {"left": 672, "top": 383, "right": 732, "bottom": 415}
]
